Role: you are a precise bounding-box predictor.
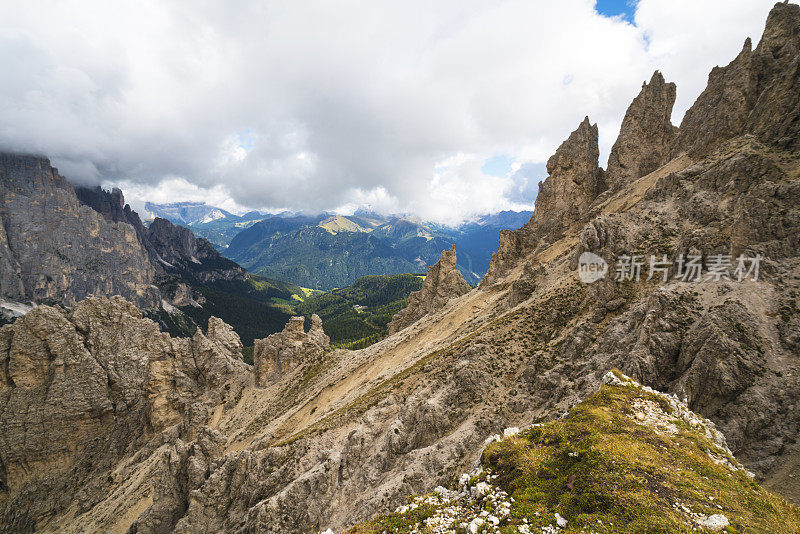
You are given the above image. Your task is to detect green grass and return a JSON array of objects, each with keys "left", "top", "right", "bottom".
[{"left": 349, "top": 382, "right": 800, "bottom": 533}]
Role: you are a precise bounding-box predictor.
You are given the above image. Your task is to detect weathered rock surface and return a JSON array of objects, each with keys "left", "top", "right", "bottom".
[
  {"left": 388, "top": 246, "right": 471, "bottom": 334},
  {"left": 2, "top": 4, "right": 800, "bottom": 534},
  {"left": 254, "top": 314, "right": 330, "bottom": 386},
  {"left": 606, "top": 70, "right": 678, "bottom": 191},
  {"left": 0, "top": 154, "right": 159, "bottom": 308},
  {"left": 674, "top": 2, "right": 800, "bottom": 157},
  {"left": 483, "top": 117, "right": 606, "bottom": 283},
  {"left": 535, "top": 117, "right": 606, "bottom": 237},
  {"left": 74, "top": 185, "right": 162, "bottom": 261},
  {"left": 0, "top": 297, "right": 249, "bottom": 532}
]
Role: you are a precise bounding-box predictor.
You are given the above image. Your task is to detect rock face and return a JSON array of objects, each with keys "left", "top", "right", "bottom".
[
  {"left": 74, "top": 185, "right": 161, "bottom": 261},
  {"left": 536, "top": 117, "right": 606, "bottom": 236},
  {"left": 674, "top": 2, "right": 800, "bottom": 157},
  {"left": 74, "top": 187, "right": 268, "bottom": 325},
  {"left": 483, "top": 117, "right": 606, "bottom": 283},
  {"left": 75, "top": 186, "right": 249, "bottom": 288},
  {"left": 74, "top": 185, "right": 128, "bottom": 223},
  {"left": 253, "top": 314, "right": 330, "bottom": 386},
  {"left": 388, "top": 246, "right": 471, "bottom": 334},
  {"left": 0, "top": 154, "right": 159, "bottom": 308},
  {"left": 2, "top": 4, "right": 800, "bottom": 534},
  {"left": 0, "top": 297, "right": 249, "bottom": 532},
  {"left": 148, "top": 218, "right": 217, "bottom": 269},
  {"left": 606, "top": 71, "right": 678, "bottom": 190}
]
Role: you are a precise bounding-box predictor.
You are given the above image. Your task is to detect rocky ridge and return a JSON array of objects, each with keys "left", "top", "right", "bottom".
[
  {"left": 75, "top": 185, "right": 252, "bottom": 304},
  {"left": 1, "top": 3, "right": 800, "bottom": 534},
  {"left": 0, "top": 297, "right": 249, "bottom": 532},
  {"left": 388, "top": 246, "right": 471, "bottom": 334}
]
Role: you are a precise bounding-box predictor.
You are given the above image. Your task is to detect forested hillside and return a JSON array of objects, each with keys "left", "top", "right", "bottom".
[{"left": 298, "top": 273, "right": 424, "bottom": 349}]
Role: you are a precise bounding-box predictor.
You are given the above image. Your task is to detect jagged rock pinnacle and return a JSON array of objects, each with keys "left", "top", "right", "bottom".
[
  {"left": 253, "top": 314, "right": 330, "bottom": 386},
  {"left": 606, "top": 70, "right": 677, "bottom": 190},
  {"left": 388, "top": 245, "right": 470, "bottom": 334}
]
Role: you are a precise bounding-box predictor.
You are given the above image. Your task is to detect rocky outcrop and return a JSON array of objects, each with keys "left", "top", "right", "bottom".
[
  {"left": 388, "top": 246, "right": 471, "bottom": 334},
  {"left": 606, "top": 71, "right": 678, "bottom": 190},
  {"left": 674, "top": 2, "right": 800, "bottom": 157},
  {"left": 128, "top": 427, "right": 227, "bottom": 534},
  {"left": 482, "top": 118, "right": 606, "bottom": 284},
  {"left": 74, "top": 185, "right": 128, "bottom": 224},
  {"left": 253, "top": 314, "right": 330, "bottom": 386},
  {"left": 0, "top": 154, "right": 160, "bottom": 308},
  {"left": 74, "top": 186, "right": 248, "bottom": 287},
  {"left": 74, "top": 188, "right": 257, "bottom": 315},
  {"left": 74, "top": 185, "right": 161, "bottom": 261},
  {"left": 536, "top": 117, "right": 606, "bottom": 235},
  {"left": 0, "top": 297, "right": 249, "bottom": 531}
]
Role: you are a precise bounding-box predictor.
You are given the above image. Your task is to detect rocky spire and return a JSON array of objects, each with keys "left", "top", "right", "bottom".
[
  {"left": 673, "top": 2, "right": 800, "bottom": 157},
  {"left": 481, "top": 117, "right": 605, "bottom": 285},
  {"left": 253, "top": 314, "right": 330, "bottom": 386},
  {"left": 534, "top": 117, "right": 606, "bottom": 236},
  {"left": 746, "top": 2, "right": 800, "bottom": 151},
  {"left": 672, "top": 39, "right": 759, "bottom": 157},
  {"left": 388, "top": 246, "right": 471, "bottom": 334},
  {"left": 606, "top": 71, "right": 677, "bottom": 190}
]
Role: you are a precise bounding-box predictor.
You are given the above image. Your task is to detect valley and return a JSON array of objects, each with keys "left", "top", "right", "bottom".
[{"left": 0, "top": 2, "right": 799, "bottom": 534}]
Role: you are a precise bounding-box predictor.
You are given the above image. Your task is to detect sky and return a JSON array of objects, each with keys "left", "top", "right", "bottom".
[{"left": 0, "top": 0, "right": 787, "bottom": 225}]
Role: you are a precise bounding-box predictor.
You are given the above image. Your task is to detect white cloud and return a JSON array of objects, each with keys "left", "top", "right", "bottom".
[{"left": 0, "top": 0, "right": 786, "bottom": 224}]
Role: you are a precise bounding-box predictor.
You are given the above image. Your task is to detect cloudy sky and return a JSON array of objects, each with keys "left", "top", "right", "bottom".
[{"left": 0, "top": 0, "right": 785, "bottom": 224}]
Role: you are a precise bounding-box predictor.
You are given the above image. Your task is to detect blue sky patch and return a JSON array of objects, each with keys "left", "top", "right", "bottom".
[
  {"left": 595, "top": 0, "right": 638, "bottom": 23},
  {"left": 481, "top": 154, "right": 514, "bottom": 177}
]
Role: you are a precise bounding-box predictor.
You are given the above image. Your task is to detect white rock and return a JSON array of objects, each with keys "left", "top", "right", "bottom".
[
  {"left": 695, "top": 514, "right": 729, "bottom": 531},
  {"left": 469, "top": 517, "right": 486, "bottom": 534},
  {"left": 320, "top": 530, "right": 334, "bottom": 534},
  {"left": 484, "top": 434, "right": 502, "bottom": 445},
  {"left": 555, "top": 512, "right": 568, "bottom": 528},
  {"left": 472, "top": 481, "right": 491, "bottom": 498},
  {"left": 503, "top": 427, "right": 520, "bottom": 438}
]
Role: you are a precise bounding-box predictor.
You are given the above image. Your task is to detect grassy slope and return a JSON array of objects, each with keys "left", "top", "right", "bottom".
[
  {"left": 349, "top": 378, "right": 800, "bottom": 533},
  {"left": 298, "top": 273, "right": 424, "bottom": 349}
]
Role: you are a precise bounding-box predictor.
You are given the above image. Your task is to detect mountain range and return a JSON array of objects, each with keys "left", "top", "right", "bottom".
[
  {"left": 145, "top": 203, "right": 533, "bottom": 289},
  {"left": 0, "top": 3, "right": 799, "bottom": 533}
]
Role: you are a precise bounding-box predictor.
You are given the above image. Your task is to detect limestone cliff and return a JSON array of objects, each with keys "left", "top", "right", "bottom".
[
  {"left": 0, "top": 297, "right": 249, "bottom": 532},
  {"left": 0, "top": 154, "right": 159, "bottom": 308},
  {"left": 387, "top": 245, "right": 471, "bottom": 334}
]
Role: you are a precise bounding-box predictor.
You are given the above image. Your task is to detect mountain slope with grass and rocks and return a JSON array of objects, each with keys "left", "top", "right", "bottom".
[
  {"left": 349, "top": 372, "right": 799, "bottom": 533},
  {"left": 2, "top": 3, "right": 800, "bottom": 534}
]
